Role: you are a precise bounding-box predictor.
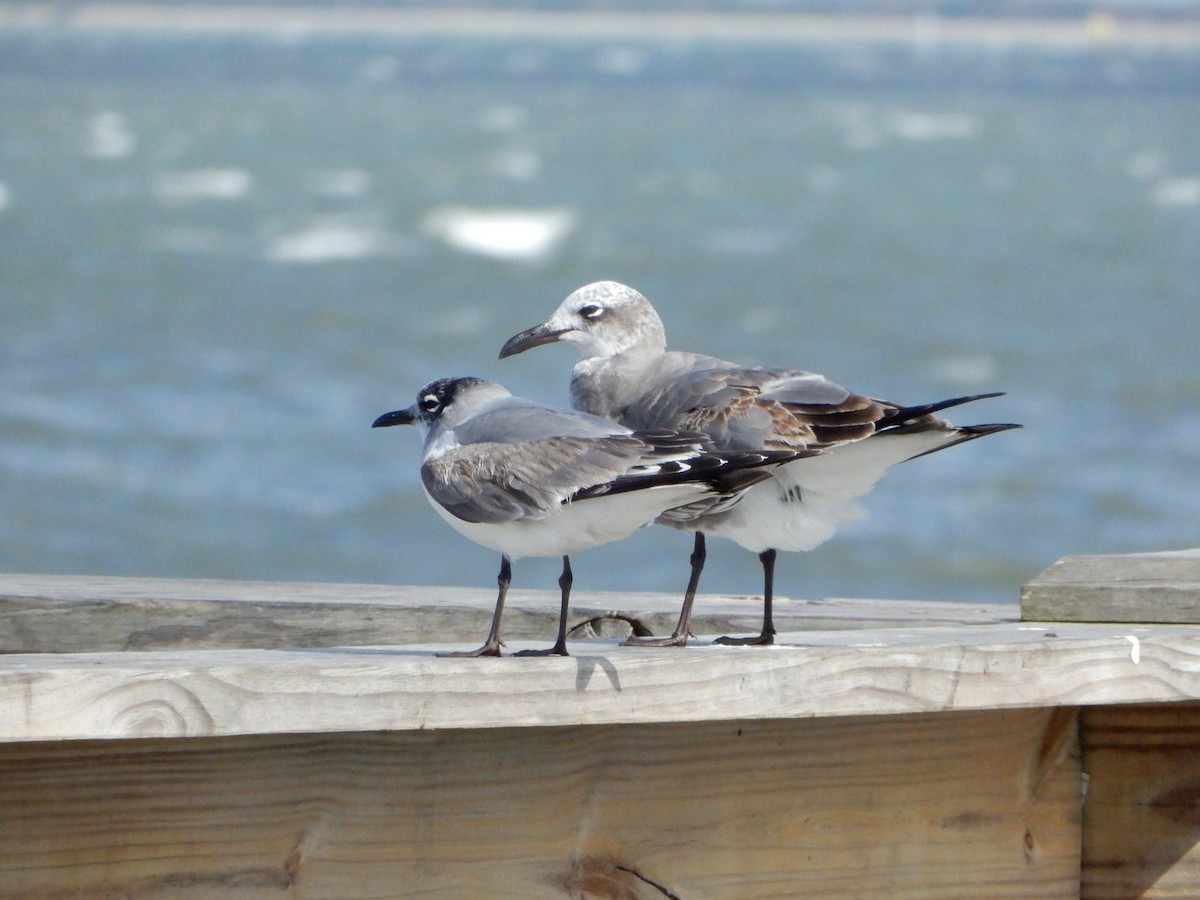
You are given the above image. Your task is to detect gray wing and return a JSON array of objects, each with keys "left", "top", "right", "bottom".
[
  {"left": 619, "top": 354, "right": 884, "bottom": 451},
  {"left": 422, "top": 427, "right": 811, "bottom": 525},
  {"left": 422, "top": 433, "right": 662, "bottom": 524}
]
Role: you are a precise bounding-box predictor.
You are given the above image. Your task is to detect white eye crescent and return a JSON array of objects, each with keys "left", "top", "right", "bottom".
[{"left": 579, "top": 304, "right": 604, "bottom": 320}]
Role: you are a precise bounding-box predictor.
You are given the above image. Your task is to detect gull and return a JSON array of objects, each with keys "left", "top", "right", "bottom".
[
  {"left": 372, "top": 376, "right": 813, "bottom": 657},
  {"left": 500, "top": 281, "right": 1020, "bottom": 647}
]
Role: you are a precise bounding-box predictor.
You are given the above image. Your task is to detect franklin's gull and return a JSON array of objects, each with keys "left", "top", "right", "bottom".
[{"left": 372, "top": 376, "right": 813, "bottom": 657}]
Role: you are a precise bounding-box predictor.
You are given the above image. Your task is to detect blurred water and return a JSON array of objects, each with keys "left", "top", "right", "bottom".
[{"left": 1, "top": 29, "right": 1198, "bottom": 604}]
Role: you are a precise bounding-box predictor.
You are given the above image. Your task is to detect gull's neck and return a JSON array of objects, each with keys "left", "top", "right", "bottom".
[{"left": 570, "top": 341, "right": 665, "bottom": 422}]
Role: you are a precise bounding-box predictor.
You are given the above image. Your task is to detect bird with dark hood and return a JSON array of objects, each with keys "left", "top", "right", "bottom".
[{"left": 373, "top": 375, "right": 815, "bottom": 656}]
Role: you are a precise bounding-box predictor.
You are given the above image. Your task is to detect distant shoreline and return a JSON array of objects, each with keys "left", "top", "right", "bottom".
[{"left": 3, "top": 3, "right": 1200, "bottom": 49}]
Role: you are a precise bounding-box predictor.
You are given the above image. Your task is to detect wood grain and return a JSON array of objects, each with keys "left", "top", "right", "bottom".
[
  {"left": 1, "top": 621, "right": 1197, "bottom": 742},
  {"left": 0, "top": 572, "right": 1017, "bottom": 654},
  {"left": 1022, "top": 548, "right": 1200, "bottom": 624},
  {"left": 1081, "top": 702, "right": 1200, "bottom": 899},
  {"left": 0, "top": 708, "right": 1080, "bottom": 898},
  {"left": 6, "top": 565, "right": 1200, "bottom": 896}
]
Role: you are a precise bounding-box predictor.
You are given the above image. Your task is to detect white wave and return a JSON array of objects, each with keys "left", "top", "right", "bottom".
[
  {"left": 1152, "top": 176, "right": 1200, "bottom": 208},
  {"left": 890, "top": 111, "right": 981, "bottom": 141},
  {"left": 154, "top": 168, "right": 253, "bottom": 202},
  {"left": 86, "top": 111, "right": 136, "bottom": 160},
  {"left": 420, "top": 206, "right": 576, "bottom": 262},
  {"left": 265, "top": 215, "right": 415, "bottom": 264}
]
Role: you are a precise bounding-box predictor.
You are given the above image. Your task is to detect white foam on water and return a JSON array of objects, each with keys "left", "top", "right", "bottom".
[
  {"left": 86, "top": 111, "right": 136, "bottom": 160},
  {"left": 890, "top": 111, "right": 981, "bottom": 141},
  {"left": 153, "top": 168, "right": 253, "bottom": 202},
  {"left": 264, "top": 215, "right": 414, "bottom": 264},
  {"left": 1152, "top": 176, "right": 1200, "bottom": 207},
  {"left": 419, "top": 206, "right": 576, "bottom": 262}
]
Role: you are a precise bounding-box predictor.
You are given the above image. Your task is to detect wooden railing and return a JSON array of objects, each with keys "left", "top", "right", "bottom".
[{"left": 1, "top": 548, "right": 1198, "bottom": 897}]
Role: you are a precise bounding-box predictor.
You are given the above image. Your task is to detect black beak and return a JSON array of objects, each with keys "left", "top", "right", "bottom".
[
  {"left": 499, "top": 323, "right": 570, "bottom": 359},
  {"left": 372, "top": 408, "right": 416, "bottom": 428}
]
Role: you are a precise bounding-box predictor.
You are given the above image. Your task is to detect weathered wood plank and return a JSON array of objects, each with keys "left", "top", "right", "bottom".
[
  {"left": 1081, "top": 702, "right": 1200, "bottom": 898},
  {"left": 0, "top": 572, "right": 1017, "bottom": 654},
  {"left": 1, "top": 621, "right": 1196, "bottom": 742},
  {"left": 0, "top": 708, "right": 1081, "bottom": 898},
  {"left": 1022, "top": 549, "right": 1200, "bottom": 624}
]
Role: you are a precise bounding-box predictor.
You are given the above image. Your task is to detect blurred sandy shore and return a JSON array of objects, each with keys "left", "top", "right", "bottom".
[{"left": 2, "top": 3, "right": 1199, "bottom": 48}]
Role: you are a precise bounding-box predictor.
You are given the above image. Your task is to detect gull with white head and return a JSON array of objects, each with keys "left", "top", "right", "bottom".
[{"left": 501, "top": 281, "right": 1020, "bottom": 646}]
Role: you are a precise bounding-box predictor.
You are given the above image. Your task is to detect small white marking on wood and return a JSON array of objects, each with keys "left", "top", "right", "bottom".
[{"left": 1124, "top": 635, "right": 1141, "bottom": 665}]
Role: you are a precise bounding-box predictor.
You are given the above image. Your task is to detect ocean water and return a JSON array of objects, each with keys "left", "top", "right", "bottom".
[{"left": 1, "top": 28, "right": 1198, "bottom": 606}]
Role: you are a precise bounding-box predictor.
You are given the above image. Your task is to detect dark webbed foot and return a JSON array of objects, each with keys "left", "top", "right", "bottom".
[
  {"left": 712, "top": 631, "right": 775, "bottom": 647},
  {"left": 436, "top": 641, "right": 504, "bottom": 658},
  {"left": 512, "top": 642, "right": 570, "bottom": 658},
  {"left": 621, "top": 633, "right": 690, "bottom": 648}
]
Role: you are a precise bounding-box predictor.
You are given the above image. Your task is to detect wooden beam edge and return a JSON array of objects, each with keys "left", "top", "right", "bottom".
[
  {"left": 0, "top": 572, "right": 1019, "bottom": 654},
  {"left": 1021, "top": 548, "right": 1200, "bottom": 624},
  {"left": 2, "top": 621, "right": 1198, "bottom": 743}
]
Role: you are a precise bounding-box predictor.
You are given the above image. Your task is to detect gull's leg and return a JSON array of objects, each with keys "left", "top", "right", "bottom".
[
  {"left": 622, "top": 532, "right": 705, "bottom": 648},
  {"left": 514, "top": 555, "right": 572, "bottom": 657},
  {"left": 714, "top": 548, "right": 777, "bottom": 646},
  {"left": 437, "top": 554, "right": 510, "bottom": 657}
]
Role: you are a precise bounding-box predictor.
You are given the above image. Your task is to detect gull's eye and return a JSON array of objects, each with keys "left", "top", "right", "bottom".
[
  {"left": 419, "top": 394, "right": 441, "bottom": 413},
  {"left": 579, "top": 304, "right": 604, "bottom": 320}
]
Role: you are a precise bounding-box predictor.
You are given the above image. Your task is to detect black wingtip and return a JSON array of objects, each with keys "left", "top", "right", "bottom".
[
  {"left": 878, "top": 392, "right": 1009, "bottom": 429},
  {"left": 961, "top": 422, "right": 1022, "bottom": 437},
  {"left": 901, "top": 421, "right": 1022, "bottom": 460}
]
